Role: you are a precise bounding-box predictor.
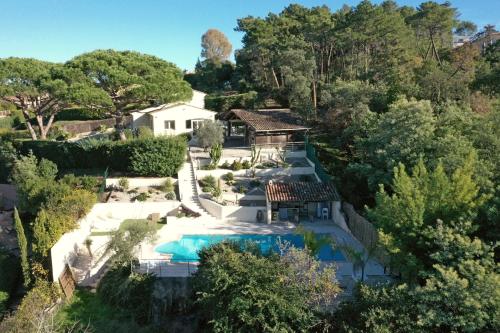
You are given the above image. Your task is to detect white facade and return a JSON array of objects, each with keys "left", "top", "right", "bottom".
[{"left": 131, "top": 91, "right": 215, "bottom": 136}]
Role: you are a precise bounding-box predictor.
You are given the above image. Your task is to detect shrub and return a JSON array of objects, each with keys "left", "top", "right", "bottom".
[
  {"left": 161, "top": 178, "right": 174, "bottom": 193},
  {"left": 238, "top": 185, "right": 247, "bottom": 194},
  {"left": 56, "top": 107, "right": 108, "bottom": 121},
  {"left": 165, "top": 191, "right": 176, "bottom": 200},
  {"left": 197, "top": 120, "right": 224, "bottom": 150},
  {"left": 220, "top": 161, "right": 231, "bottom": 169},
  {"left": 97, "top": 266, "right": 155, "bottom": 325},
  {"left": 129, "top": 137, "right": 186, "bottom": 177},
  {"left": 135, "top": 126, "right": 154, "bottom": 139},
  {"left": 211, "top": 185, "right": 222, "bottom": 199},
  {"left": 231, "top": 160, "right": 242, "bottom": 171},
  {"left": 199, "top": 175, "right": 217, "bottom": 190},
  {"left": 249, "top": 179, "right": 261, "bottom": 188},
  {"left": 118, "top": 177, "right": 129, "bottom": 191},
  {"left": 0, "top": 140, "right": 17, "bottom": 182},
  {"left": 224, "top": 172, "right": 234, "bottom": 183},
  {"left": 202, "top": 186, "right": 213, "bottom": 193},
  {"left": 242, "top": 160, "right": 251, "bottom": 169},
  {"left": 61, "top": 174, "right": 101, "bottom": 192},
  {"left": 134, "top": 193, "right": 149, "bottom": 202},
  {"left": 0, "top": 249, "right": 20, "bottom": 312}
]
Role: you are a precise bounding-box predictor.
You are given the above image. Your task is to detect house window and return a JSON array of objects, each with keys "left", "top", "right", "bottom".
[
  {"left": 193, "top": 120, "right": 204, "bottom": 131},
  {"left": 164, "top": 120, "right": 175, "bottom": 130},
  {"left": 186, "top": 119, "right": 192, "bottom": 129}
]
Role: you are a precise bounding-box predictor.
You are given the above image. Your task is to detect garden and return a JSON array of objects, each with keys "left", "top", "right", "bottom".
[{"left": 106, "top": 177, "right": 178, "bottom": 203}]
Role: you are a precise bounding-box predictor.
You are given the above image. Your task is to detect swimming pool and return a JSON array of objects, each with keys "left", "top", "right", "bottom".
[{"left": 155, "top": 234, "right": 345, "bottom": 262}]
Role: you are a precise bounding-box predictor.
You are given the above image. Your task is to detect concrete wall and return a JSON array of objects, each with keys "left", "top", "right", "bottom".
[
  {"left": 50, "top": 201, "right": 181, "bottom": 281},
  {"left": 195, "top": 166, "right": 315, "bottom": 180},
  {"left": 187, "top": 90, "right": 206, "bottom": 109},
  {"left": 149, "top": 105, "right": 215, "bottom": 136},
  {"left": 199, "top": 196, "right": 266, "bottom": 223},
  {"left": 106, "top": 177, "right": 177, "bottom": 188}
]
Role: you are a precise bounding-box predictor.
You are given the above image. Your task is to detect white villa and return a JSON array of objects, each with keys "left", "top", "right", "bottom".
[{"left": 131, "top": 90, "right": 216, "bottom": 136}]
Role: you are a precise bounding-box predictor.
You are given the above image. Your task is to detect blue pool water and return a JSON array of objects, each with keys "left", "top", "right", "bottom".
[{"left": 155, "top": 234, "right": 345, "bottom": 262}]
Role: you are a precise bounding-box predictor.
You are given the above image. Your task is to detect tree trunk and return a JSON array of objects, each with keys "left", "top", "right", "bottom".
[
  {"left": 21, "top": 110, "right": 38, "bottom": 140},
  {"left": 37, "top": 114, "right": 55, "bottom": 140},
  {"left": 271, "top": 67, "right": 280, "bottom": 88},
  {"left": 115, "top": 115, "right": 127, "bottom": 141}
]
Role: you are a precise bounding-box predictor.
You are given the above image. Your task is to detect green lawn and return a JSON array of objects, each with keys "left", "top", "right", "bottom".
[
  {"left": 120, "top": 219, "right": 166, "bottom": 231},
  {"left": 56, "top": 290, "right": 156, "bottom": 333}
]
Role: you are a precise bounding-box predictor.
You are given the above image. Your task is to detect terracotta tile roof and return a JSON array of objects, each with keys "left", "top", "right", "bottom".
[
  {"left": 266, "top": 182, "right": 339, "bottom": 202},
  {"left": 224, "top": 109, "right": 310, "bottom": 132}
]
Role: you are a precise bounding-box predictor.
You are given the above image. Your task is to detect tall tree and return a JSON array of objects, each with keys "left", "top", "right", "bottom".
[
  {"left": 67, "top": 50, "right": 192, "bottom": 140},
  {"left": 13, "top": 207, "right": 30, "bottom": 289},
  {"left": 201, "top": 29, "right": 233, "bottom": 62},
  {"left": 0, "top": 58, "right": 111, "bottom": 140}
]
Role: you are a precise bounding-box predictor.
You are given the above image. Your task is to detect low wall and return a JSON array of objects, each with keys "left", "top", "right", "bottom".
[
  {"left": 50, "top": 201, "right": 181, "bottom": 281},
  {"left": 199, "top": 196, "right": 266, "bottom": 223},
  {"left": 106, "top": 177, "right": 177, "bottom": 188},
  {"left": 195, "top": 166, "right": 315, "bottom": 180}
]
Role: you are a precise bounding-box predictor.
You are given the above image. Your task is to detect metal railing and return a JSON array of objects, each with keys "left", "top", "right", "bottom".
[
  {"left": 135, "top": 258, "right": 199, "bottom": 277},
  {"left": 251, "top": 141, "right": 305, "bottom": 151}
]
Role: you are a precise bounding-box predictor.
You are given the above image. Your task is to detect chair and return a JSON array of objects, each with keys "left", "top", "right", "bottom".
[{"left": 322, "top": 208, "right": 329, "bottom": 220}]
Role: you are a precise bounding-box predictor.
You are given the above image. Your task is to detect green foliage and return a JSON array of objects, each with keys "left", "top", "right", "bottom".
[
  {"left": 67, "top": 49, "right": 192, "bottom": 115},
  {"left": 0, "top": 139, "right": 16, "bottom": 182},
  {"left": 241, "top": 160, "right": 250, "bottom": 169},
  {"left": 367, "top": 156, "right": 487, "bottom": 280},
  {"left": 56, "top": 289, "right": 156, "bottom": 333},
  {"left": 135, "top": 126, "right": 154, "bottom": 139},
  {"left": 204, "top": 91, "right": 258, "bottom": 112},
  {"left": 231, "top": 160, "right": 242, "bottom": 171},
  {"left": 185, "top": 59, "right": 235, "bottom": 93},
  {"left": 161, "top": 178, "right": 174, "bottom": 193},
  {"left": 196, "top": 120, "right": 224, "bottom": 149},
  {"left": 295, "top": 226, "right": 332, "bottom": 257},
  {"left": 129, "top": 136, "right": 186, "bottom": 177},
  {"left": 134, "top": 193, "right": 150, "bottom": 202},
  {"left": 209, "top": 142, "right": 222, "bottom": 167},
  {"left": 0, "top": 57, "right": 112, "bottom": 140},
  {"left": 0, "top": 280, "right": 60, "bottom": 333},
  {"left": 106, "top": 219, "right": 157, "bottom": 264},
  {"left": 56, "top": 107, "right": 109, "bottom": 121},
  {"left": 0, "top": 248, "right": 20, "bottom": 313},
  {"left": 193, "top": 242, "right": 337, "bottom": 332},
  {"left": 98, "top": 266, "right": 155, "bottom": 325},
  {"left": 13, "top": 208, "right": 30, "bottom": 289},
  {"left": 118, "top": 177, "right": 129, "bottom": 191},
  {"left": 15, "top": 136, "right": 186, "bottom": 176}
]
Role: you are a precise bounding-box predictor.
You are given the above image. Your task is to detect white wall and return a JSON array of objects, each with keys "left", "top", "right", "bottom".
[
  {"left": 150, "top": 104, "right": 215, "bottom": 136},
  {"left": 50, "top": 201, "right": 181, "bottom": 281},
  {"left": 106, "top": 177, "right": 177, "bottom": 188},
  {"left": 195, "top": 166, "right": 316, "bottom": 180},
  {"left": 198, "top": 196, "right": 266, "bottom": 223}
]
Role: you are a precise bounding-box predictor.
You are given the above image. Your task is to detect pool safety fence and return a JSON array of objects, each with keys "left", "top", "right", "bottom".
[{"left": 135, "top": 258, "right": 199, "bottom": 277}]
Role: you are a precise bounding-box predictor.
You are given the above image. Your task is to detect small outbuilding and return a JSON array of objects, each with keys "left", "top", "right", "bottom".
[
  {"left": 265, "top": 181, "right": 340, "bottom": 223},
  {"left": 221, "top": 109, "right": 310, "bottom": 147}
]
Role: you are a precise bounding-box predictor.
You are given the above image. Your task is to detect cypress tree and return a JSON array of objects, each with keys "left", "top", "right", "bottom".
[{"left": 13, "top": 207, "right": 30, "bottom": 288}]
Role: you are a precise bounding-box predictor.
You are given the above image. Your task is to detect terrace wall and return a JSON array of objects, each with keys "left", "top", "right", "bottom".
[
  {"left": 106, "top": 177, "right": 177, "bottom": 188},
  {"left": 50, "top": 201, "right": 180, "bottom": 282},
  {"left": 198, "top": 196, "right": 266, "bottom": 223}
]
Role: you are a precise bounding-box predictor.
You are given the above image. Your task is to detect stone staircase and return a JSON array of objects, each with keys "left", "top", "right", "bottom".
[{"left": 178, "top": 160, "right": 215, "bottom": 220}]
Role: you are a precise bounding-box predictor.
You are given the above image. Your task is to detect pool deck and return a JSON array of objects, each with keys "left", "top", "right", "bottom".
[{"left": 136, "top": 217, "right": 385, "bottom": 280}]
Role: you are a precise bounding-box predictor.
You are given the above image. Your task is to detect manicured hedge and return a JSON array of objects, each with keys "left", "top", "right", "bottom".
[{"left": 14, "top": 136, "right": 187, "bottom": 177}]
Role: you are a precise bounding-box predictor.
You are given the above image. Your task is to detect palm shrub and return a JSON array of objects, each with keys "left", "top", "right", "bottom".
[{"left": 231, "top": 160, "right": 242, "bottom": 171}]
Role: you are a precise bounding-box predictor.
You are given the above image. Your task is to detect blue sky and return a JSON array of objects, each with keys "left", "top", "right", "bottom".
[{"left": 0, "top": 0, "right": 498, "bottom": 70}]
